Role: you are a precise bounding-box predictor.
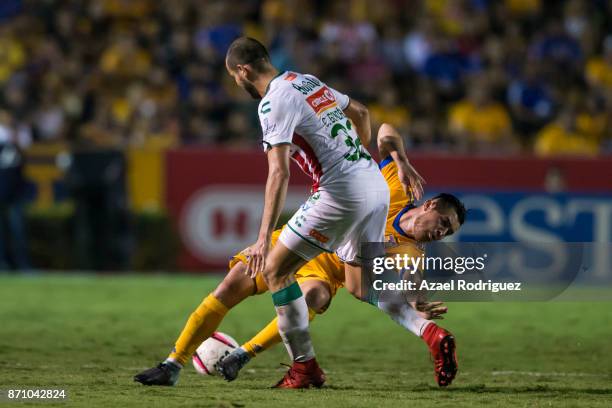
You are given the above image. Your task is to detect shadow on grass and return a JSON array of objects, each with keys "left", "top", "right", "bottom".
[
  {"left": 230, "top": 379, "right": 612, "bottom": 396},
  {"left": 313, "top": 382, "right": 612, "bottom": 395},
  {"left": 388, "top": 383, "right": 612, "bottom": 395}
]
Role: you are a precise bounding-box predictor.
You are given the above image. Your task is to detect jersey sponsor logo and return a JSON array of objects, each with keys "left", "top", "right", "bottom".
[
  {"left": 260, "top": 101, "right": 271, "bottom": 114},
  {"left": 306, "top": 86, "right": 337, "bottom": 115},
  {"left": 284, "top": 72, "right": 297, "bottom": 81},
  {"left": 291, "top": 76, "right": 321, "bottom": 94},
  {"left": 308, "top": 229, "right": 329, "bottom": 243},
  {"left": 321, "top": 106, "right": 345, "bottom": 128}
]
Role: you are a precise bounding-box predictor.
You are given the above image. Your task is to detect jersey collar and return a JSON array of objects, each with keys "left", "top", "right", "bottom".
[
  {"left": 264, "top": 71, "right": 286, "bottom": 96},
  {"left": 392, "top": 204, "right": 415, "bottom": 238}
]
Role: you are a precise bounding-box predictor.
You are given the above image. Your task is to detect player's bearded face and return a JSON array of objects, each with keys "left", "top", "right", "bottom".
[
  {"left": 228, "top": 65, "right": 261, "bottom": 99},
  {"left": 240, "top": 78, "right": 261, "bottom": 99}
]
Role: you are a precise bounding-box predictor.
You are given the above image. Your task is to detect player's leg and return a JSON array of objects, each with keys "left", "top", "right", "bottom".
[
  {"left": 345, "top": 259, "right": 458, "bottom": 386},
  {"left": 340, "top": 183, "right": 456, "bottom": 382},
  {"left": 266, "top": 188, "right": 380, "bottom": 388},
  {"left": 260, "top": 241, "right": 328, "bottom": 387},
  {"left": 338, "top": 182, "right": 433, "bottom": 336},
  {"left": 345, "top": 262, "right": 431, "bottom": 335},
  {"left": 379, "top": 290, "right": 457, "bottom": 386},
  {"left": 218, "top": 279, "right": 332, "bottom": 381},
  {"left": 134, "top": 260, "right": 262, "bottom": 385},
  {"left": 245, "top": 278, "right": 331, "bottom": 357},
  {"left": 168, "top": 261, "right": 259, "bottom": 365}
]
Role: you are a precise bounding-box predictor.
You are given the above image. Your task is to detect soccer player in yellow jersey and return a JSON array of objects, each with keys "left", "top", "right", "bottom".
[
  {"left": 134, "top": 123, "right": 466, "bottom": 387},
  {"left": 217, "top": 123, "right": 464, "bottom": 386}
]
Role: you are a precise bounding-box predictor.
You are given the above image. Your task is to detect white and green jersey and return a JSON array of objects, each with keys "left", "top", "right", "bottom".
[{"left": 258, "top": 71, "right": 378, "bottom": 192}]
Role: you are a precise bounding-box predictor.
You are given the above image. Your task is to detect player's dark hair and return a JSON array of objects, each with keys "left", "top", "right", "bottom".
[
  {"left": 226, "top": 37, "right": 272, "bottom": 73},
  {"left": 432, "top": 193, "right": 467, "bottom": 225}
]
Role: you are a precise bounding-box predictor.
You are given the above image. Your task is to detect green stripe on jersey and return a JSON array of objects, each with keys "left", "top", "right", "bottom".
[{"left": 260, "top": 101, "right": 271, "bottom": 114}]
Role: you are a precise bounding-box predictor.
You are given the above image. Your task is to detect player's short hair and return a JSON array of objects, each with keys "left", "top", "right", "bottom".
[
  {"left": 432, "top": 193, "right": 466, "bottom": 225},
  {"left": 226, "top": 37, "right": 271, "bottom": 73}
]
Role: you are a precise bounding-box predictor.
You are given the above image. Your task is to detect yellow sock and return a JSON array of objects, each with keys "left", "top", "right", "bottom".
[
  {"left": 168, "top": 294, "right": 229, "bottom": 366},
  {"left": 242, "top": 308, "right": 316, "bottom": 358}
]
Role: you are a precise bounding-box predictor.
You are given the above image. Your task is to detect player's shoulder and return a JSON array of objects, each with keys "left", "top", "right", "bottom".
[
  {"left": 279, "top": 71, "right": 326, "bottom": 96},
  {"left": 259, "top": 71, "right": 326, "bottom": 115},
  {"left": 258, "top": 96, "right": 273, "bottom": 117},
  {"left": 259, "top": 72, "right": 306, "bottom": 107},
  {"left": 379, "top": 155, "right": 394, "bottom": 171},
  {"left": 258, "top": 91, "right": 286, "bottom": 119},
  {"left": 379, "top": 156, "right": 416, "bottom": 205},
  {"left": 386, "top": 238, "right": 425, "bottom": 256}
]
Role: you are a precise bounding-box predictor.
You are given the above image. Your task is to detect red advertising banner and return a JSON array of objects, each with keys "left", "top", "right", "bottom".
[
  {"left": 165, "top": 148, "right": 612, "bottom": 271},
  {"left": 165, "top": 149, "right": 313, "bottom": 271},
  {"left": 406, "top": 154, "right": 612, "bottom": 192}
]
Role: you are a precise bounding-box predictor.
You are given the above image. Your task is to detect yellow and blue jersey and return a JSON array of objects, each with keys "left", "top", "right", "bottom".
[{"left": 379, "top": 156, "right": 422, "bottom": 252}]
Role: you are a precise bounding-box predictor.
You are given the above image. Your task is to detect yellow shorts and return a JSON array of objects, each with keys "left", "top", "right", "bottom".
[{"left": 229, "top": 227, "right": 345, "bottom": 301}]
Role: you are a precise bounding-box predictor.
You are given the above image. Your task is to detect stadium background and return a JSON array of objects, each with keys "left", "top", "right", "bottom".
[{"left": 1, "top": 1, "right": 612, "bottom": 407}]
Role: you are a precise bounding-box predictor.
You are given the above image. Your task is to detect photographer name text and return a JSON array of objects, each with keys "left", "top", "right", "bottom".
[{"left": 373, "top": 279, "right": 522, "bottom": 293}]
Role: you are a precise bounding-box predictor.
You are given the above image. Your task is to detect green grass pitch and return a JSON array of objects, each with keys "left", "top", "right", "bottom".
[{"left": 0, "top": 274, "right": 611, "bottom": 407}]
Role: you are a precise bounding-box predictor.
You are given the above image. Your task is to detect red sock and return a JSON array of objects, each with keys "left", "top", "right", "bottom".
[{"left": 421, "top": 323, "right": 439, "bottom": 349}]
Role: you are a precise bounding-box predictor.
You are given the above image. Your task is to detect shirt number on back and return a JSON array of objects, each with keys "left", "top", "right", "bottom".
[{"left": 331, "top": 120, "right": 371, "bottom": 162}]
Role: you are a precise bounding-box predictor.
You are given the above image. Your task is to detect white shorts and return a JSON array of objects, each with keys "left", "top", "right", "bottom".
[{"left": 279, "top": 173, "right": 390, "bottom": 264}]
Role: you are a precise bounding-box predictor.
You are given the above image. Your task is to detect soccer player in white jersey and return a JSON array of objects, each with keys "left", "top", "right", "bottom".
[
  {"left": 221, "top": 37, "right": 411, "bottom": 389},
  {"left": 133, "top": 37, "right": 424, "bottom": 389}
]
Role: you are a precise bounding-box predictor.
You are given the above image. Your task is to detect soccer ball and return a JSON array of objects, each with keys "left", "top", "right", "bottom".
[{"left": 192, "top": 331, "right": 239, "bottom": 376}]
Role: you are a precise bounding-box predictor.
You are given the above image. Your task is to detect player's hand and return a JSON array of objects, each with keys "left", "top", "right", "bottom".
[
  {"left": 397, "top": 159, "right": 425, "bottom": 200},
  {"left": 413, "top": 301, "right": 447, "bottom": 320},
  {"left": 244, "top": 238, "right": 270, "bottom": 278}
]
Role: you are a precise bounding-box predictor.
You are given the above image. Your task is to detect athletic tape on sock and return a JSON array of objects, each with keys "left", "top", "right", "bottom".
[{"left": 272, "top": 282, "right": 303, "bottom": 306}]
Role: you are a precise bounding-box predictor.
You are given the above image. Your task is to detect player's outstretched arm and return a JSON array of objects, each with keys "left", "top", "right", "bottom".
[
  {"left": 377, "top": 122, "right": 406, "bottom": 160},
  {"left": 377, "top": 123, "right": 425, "bottom": 200},
  {"left": 343, "top": 98, "right": 372, "bottom": 147},
  {"left": 248, "top": 144, "right": 292, "bottom": 277}
]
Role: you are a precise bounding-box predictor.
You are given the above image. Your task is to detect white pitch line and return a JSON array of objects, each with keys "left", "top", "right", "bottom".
[{"left": 492, "top": 371, "right": 600, "bottom": 377}]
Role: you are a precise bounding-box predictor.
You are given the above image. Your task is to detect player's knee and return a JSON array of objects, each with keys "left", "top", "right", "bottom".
[
  {"left": 213, "top": 263, "right": 253, "bottom": 308},
  {"left": 303, "top": 285, "right": 331, "bottom": 313},
  {"left": 261, "top": 262, "right": 283, "bottom": 287},
  {"left": 214, "top": 279, "right": 237, "bottom": 301}
]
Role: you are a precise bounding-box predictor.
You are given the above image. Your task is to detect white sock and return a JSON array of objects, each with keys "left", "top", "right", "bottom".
[
  {"left": 276, "top": 295, "right": 315, "bottom": 362},
  {"left": 163, "top": 358, "right": 183, "bottom": 369},
  {"left": 377, "top": 300, "right": 432, "bottom": 337}
]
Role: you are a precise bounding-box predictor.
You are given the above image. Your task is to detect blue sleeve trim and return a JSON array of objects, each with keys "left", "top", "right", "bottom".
[
  {"left": 392, "top": 204, "right": 414, "bottom": 237},
  {"left": 379, "top": 156, "right": 393, "bottom": 169}
]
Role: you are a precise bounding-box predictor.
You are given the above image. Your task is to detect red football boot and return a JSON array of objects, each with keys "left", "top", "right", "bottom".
[
  {"left": 422, "top": 323, "right": 458, "bottom": 387},
  {"left": 273, "top": 359, "right": 326, "bottom": 389}
]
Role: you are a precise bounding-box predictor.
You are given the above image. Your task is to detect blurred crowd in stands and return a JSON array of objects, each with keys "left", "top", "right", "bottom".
[{"left": 0, "top": 0, "right": 611, "bottom": 156}]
